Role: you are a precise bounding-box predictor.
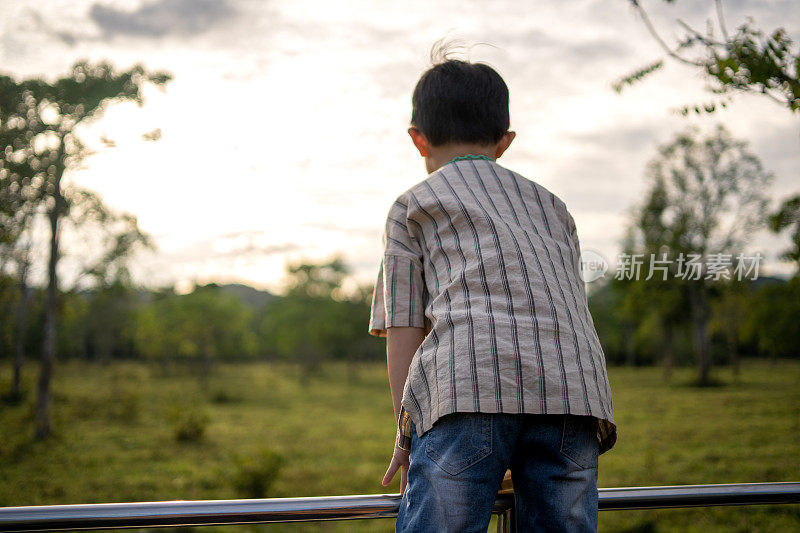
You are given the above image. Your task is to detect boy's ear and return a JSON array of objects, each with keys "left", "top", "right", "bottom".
[
  {"left": 495, "top": 131, "right": 516, "bottom": 159},
  {"left": 408, "top": 127, "right": 430, "bottom": 157}
]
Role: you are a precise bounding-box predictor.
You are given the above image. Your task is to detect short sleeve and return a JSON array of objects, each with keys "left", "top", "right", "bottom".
[
  {"left": 368, "top": 259, "right": 387, "bottom": 336},
  {"left": 567, "top": 213, "right": 580, "bottom": 252},
  {"left": 367, "top": 198, "right": 427, "bottom": 337},
  {"left": 565, "top": 212, "right": 587, "bottom": 284}
]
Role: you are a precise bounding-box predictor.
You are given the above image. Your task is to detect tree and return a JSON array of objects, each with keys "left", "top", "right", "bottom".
[
  {"left": 259, "top": 257, "right": 380, "bottom": 382},
  {"left": 709, "top": 279, "right": 751, "bottom": 376},
  {"left": 284, "top": 256, "right": 348, "bottom": 299},
  {"left": 628, "top": 123, "right": 772, "bottom": 385},
  {"left": 742, "top": 277, "right": 800, "bottom": 360},
  {"left": 615, "top": 0, "right": 800, "bottom": 117},
  {"left": 768, "top": 194, "right": 800, "bottom": 276},
  {"left": 261, "top": 258, "right": 348, "bottom": 379},
  {"left": 0, "top": 76, "right": 46, "bottom": 401},
  {"left": 630, "top": 172, "right": 694, "bottom": 378},
  {"left": 0, "top": 60, "right": 170, "bottom": 438},
  {"left": 134, "top": 284, "right": 257, "bottom": 380},
  {"left": 613, "top": 228, "right": 651, "bottom": 367},
  {"left": 64, "top": 190, "right": 153, "bottom": 364},
  {"left": 6, "top": 221, "right": 36, "bottom": 399},
  {"left": 85, "top": 279, "right": 137, "bottom": 363}
]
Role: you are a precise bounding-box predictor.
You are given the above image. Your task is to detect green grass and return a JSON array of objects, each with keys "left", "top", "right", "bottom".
[{"left": 1, "top": 358, "right": 799, "bottom": 532}]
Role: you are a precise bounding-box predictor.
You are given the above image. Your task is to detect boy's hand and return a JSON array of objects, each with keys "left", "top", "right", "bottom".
[{"left": 382, "top": 433, "right": 410, "bottom": 495}]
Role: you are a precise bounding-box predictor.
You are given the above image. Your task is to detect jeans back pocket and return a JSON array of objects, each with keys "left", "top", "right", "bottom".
[
  {"left": 560, "top": 414, "right": 599, "bottom": 470},
  {"left": 424, "top": 413, "right": 493, "bottom": 476}
]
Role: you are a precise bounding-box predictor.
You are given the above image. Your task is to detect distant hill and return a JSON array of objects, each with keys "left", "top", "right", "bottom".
[
  {"left": 218, "top": 283, "right": 277, "bottom": 308},
  {"left": 749, "top": 274, "right": 789, "bottom": 289}
]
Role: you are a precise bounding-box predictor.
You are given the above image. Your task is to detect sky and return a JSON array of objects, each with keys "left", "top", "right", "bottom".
[{"left": 1, "top": 0, "right": 798, "bottom": 295}]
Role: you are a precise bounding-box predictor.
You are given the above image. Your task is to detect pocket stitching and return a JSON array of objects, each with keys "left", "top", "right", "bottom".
[
  {"left": 560, "top": 415, "right": 598, "bottom": 470},
  {"left": 424, "top": 414, "right": 492, "bottom": 476}
]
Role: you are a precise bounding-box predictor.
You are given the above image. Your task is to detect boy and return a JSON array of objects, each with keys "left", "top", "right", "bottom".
[{"left": 368, "top": 53, "right": 616, "bottom": 532}]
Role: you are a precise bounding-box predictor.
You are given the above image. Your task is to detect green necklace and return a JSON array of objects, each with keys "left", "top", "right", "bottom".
[{"left": 445, "top": 154, "right": 495, "bottom": 166}]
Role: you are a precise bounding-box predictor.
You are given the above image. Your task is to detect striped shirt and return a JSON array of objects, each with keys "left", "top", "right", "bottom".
[{"left": 369, "top": 156, "right": 617, "bottom": 455}]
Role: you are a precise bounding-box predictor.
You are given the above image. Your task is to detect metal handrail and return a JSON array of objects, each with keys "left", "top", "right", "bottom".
[{"left": 0, "top": 482, "right": 798, "bottom": 532}]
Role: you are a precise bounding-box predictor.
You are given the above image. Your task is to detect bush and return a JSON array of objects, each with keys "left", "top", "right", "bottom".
[
  {"left": 232, "top": 448, "right": 284, "bottom": 498},
  {"left": 167, "top": 405, "right": 209, "bottom": 442},
  {"left": 210, "top": 388, "right": 239, "bottom": 404}
]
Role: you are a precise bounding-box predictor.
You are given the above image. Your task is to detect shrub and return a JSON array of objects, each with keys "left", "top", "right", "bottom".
[
  {"left": 232, "top": 448, "right": 284, "bottom": 498},
  {"left": 167, "top": 405, "right": 209, "bottom": 442},
  {"left": 210, "top": 388, "right": 239, "bottom": 404}
]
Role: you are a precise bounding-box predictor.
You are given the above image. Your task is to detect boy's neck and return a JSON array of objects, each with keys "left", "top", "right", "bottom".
[{"left": 425, "top": 143, "right": 496, "bottom": 174}]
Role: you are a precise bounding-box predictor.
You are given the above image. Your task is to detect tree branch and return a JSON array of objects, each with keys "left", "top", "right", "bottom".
[
  {"left": 715, "top": 0, "right": 731, "bottom": 42},
  {"left": 676, "top": 19, "right": 725, "bottom": 48},
  {"left": 630, "top": 1, "right": 705, "bottom": 67}
]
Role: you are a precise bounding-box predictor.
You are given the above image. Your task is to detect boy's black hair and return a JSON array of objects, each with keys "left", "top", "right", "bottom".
[{"left": 411, "top": 59, "right": 509, "bottom": 147}]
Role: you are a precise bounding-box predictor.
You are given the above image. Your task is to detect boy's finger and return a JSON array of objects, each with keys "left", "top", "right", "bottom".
[{"left": 382, "top": 458, "right": 399, "bottom": 486}]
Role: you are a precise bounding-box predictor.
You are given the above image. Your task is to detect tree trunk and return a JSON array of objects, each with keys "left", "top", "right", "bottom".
[
  {"left": 662, "top": 321, "right": 673, "bottom": 381},
  {"left": 35, "top": 138, "right": 65, "bottom": 440},
  {"left": 689, "top": 281, "right": 712, "bottom": 386},
  {"left": 36, "top": 204, "right": 60, "bottom": 439},
  {"left": 12, "top": 280, "right": 31, "bottom": 399}
]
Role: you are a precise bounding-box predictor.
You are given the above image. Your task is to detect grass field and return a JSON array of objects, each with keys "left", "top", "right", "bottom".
[{"left": 1, "top": 358, "right": 799, "bottom": 532}]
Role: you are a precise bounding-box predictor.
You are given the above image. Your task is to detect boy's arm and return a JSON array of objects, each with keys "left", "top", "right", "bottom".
[
  {"left": 386, "top": 326, "right": 426, "bottom": 421},
  {"left": 381, "top": 325, "right": 425, "bottom": 495}
]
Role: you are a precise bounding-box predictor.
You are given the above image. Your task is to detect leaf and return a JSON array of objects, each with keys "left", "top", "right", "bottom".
[
  {"left": 142, "top": 128, "right": 162, "bottom": 141},
  {"left": 611, "top": 60, "right": 664, "bottom": 93}
]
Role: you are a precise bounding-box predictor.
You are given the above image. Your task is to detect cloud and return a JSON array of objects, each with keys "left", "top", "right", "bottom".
[
  {"left": 4, "top": 7, "right": 84, "bottom": 48},
  {"left": 564, "top": 124, "right": 658, "bottom": 153},
  {"left": 157, "top": 231, "right": 300, "bottom": 265},
  {"left": 300, "top": 222, "right": 378, "bottom": 238},
  {"left": 89, "top": 0, "right": 238, "bottom": 39}
]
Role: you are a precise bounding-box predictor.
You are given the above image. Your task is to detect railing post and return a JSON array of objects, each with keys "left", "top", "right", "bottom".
[{"left": 495, "top": 505, "right": 515, "bottom": 533}]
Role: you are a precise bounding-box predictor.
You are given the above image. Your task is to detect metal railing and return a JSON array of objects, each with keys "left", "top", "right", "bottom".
[{"left": 0, "top": 482, "right": 798, "bottom": 532}]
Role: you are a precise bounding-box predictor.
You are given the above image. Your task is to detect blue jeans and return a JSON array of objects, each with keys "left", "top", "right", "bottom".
[{"left": 396, "top": 412, "right": 599, "bottom": 532}]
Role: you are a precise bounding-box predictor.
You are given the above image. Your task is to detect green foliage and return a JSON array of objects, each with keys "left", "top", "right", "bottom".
[
  {"left": 768, "top": 194, "right": 800, "bottom": 274},
  {"left": 614, "top": 125, "right": 773, "bottom": 381},
  {"left": 618, "top": 1, "right": 800, "bottom": 116},
  {"left": 1, "top": 259, "right": 383, "bottom": 372},
  {"left": 56, "top": 291, "right": 89, "bottom": 358},
  {"left": 0, "top": 60, "right": 166, "bottom": 274},
  {"left": 588, "top": 280, "right": 627, "bottom": 364},
  {"left": 611, "top": 59, "right": 664, "bottom": 93},
  {"left": 742, "top": 277, "right": 800, "bottom": 357},
  {"left": 1, "top": 59, "right": 170, "bottom": 438},
  {"left": 259, "top": 257, "right": 384, "bottom": 374},
  {"left": 640, "top": 124, "right": 772, "bottom": 255},
  {"left": 285, "top": 256, "right": 348, "bottom": 299},
  {"left": 231, "top": 448, "right": 285, "bottom": 498},
  {"left": 84, "top": 279, "right": 140, "bottom": 361},
  {"left": 134, "top": 284, "right": 258, "bottom": 367}
]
